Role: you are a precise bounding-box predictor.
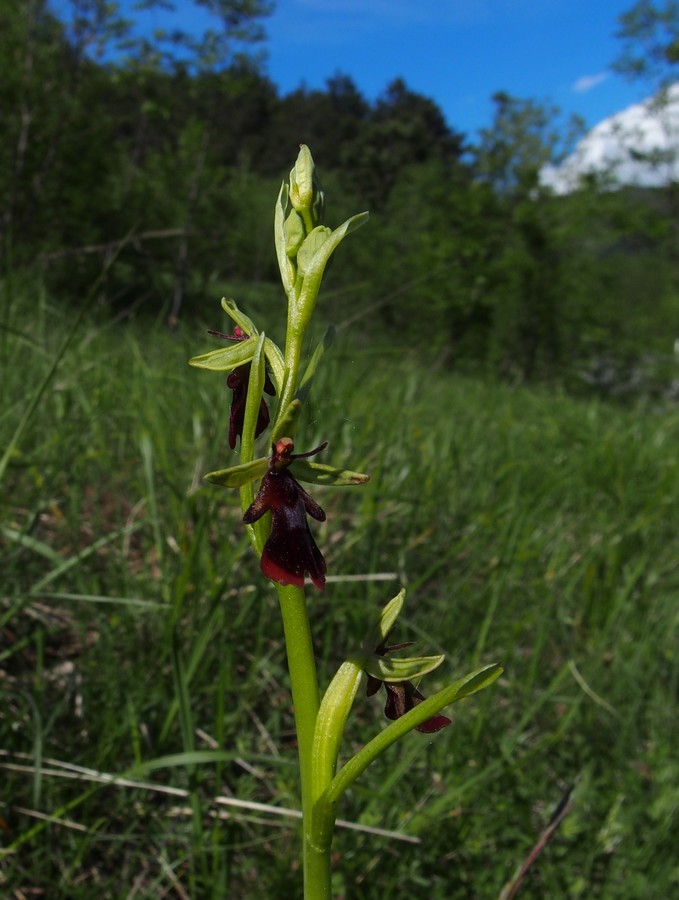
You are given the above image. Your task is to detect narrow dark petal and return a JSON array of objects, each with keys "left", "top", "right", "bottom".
[
  {"left": 298, "top": 482, "right": 326, "bottom": 522},
  {"left": 374, "top": 639, "right": 415, "bottom": 656},
  {"left": 243, "top": 473, "right": 276, "bottom": 524},
  {"left": 264, "top": 370, "right": 276, "bottom": 397},
  {"left": 365, "top": 674, "right": 382, "bottom": 697},
  {"left": 255, "top": 397, "right": 270, "bottom": 438}
]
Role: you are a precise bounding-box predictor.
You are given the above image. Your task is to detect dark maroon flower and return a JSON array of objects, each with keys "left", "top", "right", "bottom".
[
  {"left": 366, "top": 639, "right": 451, "bottom": 734},
  {"left": 243, "top": 438, "right": 328, "bottom": 590},
  {"left": 209, "top": 325, "right": 275, "bottom": 449}
]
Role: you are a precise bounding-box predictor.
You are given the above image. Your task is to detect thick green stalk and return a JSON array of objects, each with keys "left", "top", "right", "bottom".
[{"left": 275, "top": 583, "right": 331, "bottom": 899}]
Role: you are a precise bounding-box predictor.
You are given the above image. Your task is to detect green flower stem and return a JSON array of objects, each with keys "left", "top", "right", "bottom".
[
  {"left": 300, "top": 207, "right": 314, "bottom": 235},
  {"left": 275, "top": 582, "right": 330, "bottom": 899},
  {"left": 277, "top": 326, "right": 305, "bottom": 424}
]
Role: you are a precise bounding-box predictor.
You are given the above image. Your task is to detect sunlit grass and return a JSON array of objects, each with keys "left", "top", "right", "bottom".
[{"left": 1, "top": 289, "right": 678, "bottom": 897}]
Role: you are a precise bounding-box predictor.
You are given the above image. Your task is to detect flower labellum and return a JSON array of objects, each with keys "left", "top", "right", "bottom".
[{"left": 243, "top": 438, "right": 328, "bottom": 590}]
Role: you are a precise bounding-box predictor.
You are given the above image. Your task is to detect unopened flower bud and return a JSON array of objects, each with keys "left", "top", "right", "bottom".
[{"left": 289, "top": 145, "right": 323, "bottom": 225}]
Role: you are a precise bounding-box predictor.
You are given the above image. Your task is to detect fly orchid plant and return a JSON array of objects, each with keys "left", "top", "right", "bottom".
[{"left": 189, "top": 146, "right": 502, "bottom": 899}]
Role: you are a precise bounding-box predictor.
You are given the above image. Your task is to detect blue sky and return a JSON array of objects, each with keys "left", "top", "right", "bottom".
[
  {"left": 51, "top": 0, "right": 649, "bottom": 138},
  {"left": 264, "top": 0, "right": 645, "bottom": 137}
]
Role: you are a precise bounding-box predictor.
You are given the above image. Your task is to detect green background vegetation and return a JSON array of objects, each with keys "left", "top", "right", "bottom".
[{"left": 1, "top": 1, "right": 678, "bottom": 896}]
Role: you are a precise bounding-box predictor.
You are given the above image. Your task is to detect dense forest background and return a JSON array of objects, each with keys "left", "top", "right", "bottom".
[{"left": 2, "top": 0, "right": 678, "bottom": 390}]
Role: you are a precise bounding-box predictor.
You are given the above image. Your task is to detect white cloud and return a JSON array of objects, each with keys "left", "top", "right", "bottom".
[
  {"left": 542, "top": 84, "right": 679, "bottom": 193},
  {"left": 573, "top": 72, "right": 608, "bottom": 93}
]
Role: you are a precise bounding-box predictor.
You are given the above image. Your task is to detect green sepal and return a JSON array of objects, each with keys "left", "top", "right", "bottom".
[
  {"left": 188, "top": 337, "right": 257, "bottom": 371},
  {"left": 363, "top": 589, "right": 406, "bottom": 652},
  {"left": 219, "top": 297, "right": 259, "bottom": 336},
  {"left": 292, "top": 459, "right": 370, "bottom": 486},
  {"left": 274, "top": 182, "right": 296, "bottom": 295},
  {"left": 297, "top": 324, "right": 335, "bottom": 405},
  {"left": 204, "top": 457, "right": 268, "bottom": 488},
  {"left": 271, "top": 398, "right": 303, "bottom": 443},
  {"left": 362, "top": 653, "right": 445, "bottom": 683}
]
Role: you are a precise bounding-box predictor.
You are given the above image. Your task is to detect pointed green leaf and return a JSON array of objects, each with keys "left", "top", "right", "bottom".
[
  {"left": 204, "top": 457, "right": 268, "bottom": 488},
  {"left": 188, "top": 337, "right": 256, "bottom": 371},
  {"left": 292, "top": 459, "right": 370, "bottom": 486},
  {"left": 363, "top": 653, "right": 445, "bottom": 683}
]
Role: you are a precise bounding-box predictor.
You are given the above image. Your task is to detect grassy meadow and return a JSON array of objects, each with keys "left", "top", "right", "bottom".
[{"left": 1, "top": 285, "right": 678, "bottom": 898}]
